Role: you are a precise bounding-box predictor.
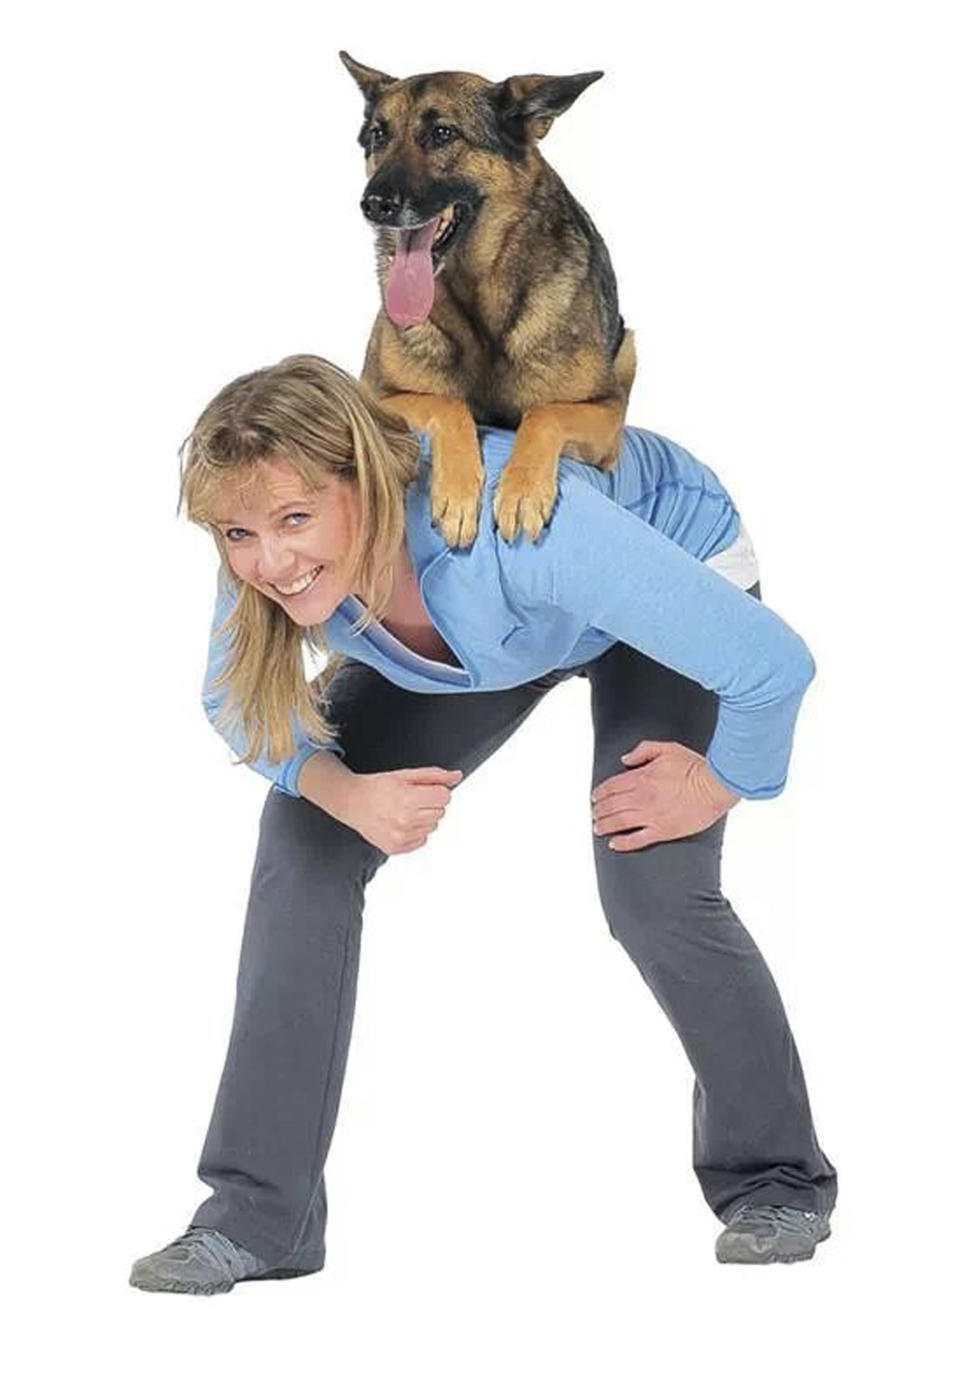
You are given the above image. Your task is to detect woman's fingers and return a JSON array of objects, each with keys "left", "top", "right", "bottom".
[
  {"left": 593, "top": 806, "right": 647, "bottom": 836},
  {"left": 395, "top": 830, "right": 426, "bottom": 852},
  {"left": 391, "top": 831, "right": 426, "bottom": 854},
  {"left": 403, "top": 766, "right": 463, "bottom": 788},
  {"left": 411, "top": 786, "right": 455, "bottom": 809},
  {"left": 607, "top": 827, "right": 660, "bottom": 852},
  {"left": 396, "top": 820, "right": 440, "bottom": 853},
  {"left": 591, "top": 775, "right": 640, "bottom": 805}
]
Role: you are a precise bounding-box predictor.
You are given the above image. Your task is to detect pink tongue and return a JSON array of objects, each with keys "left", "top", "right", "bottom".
[{"left": 384, "top": 217, "right": 440, "bottom": 327}]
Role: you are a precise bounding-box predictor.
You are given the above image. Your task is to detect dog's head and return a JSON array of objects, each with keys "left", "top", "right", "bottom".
[{"left": 339, "top": 52, "right": 602, "bottom": 327}]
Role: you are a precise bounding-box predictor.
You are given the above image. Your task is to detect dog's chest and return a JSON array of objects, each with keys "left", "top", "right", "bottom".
[
  {"left": 466, "top": 367, "right": 527, "bottom": 429},
  {"left": 398, "top": 328, "right": 531, "bottom": 427}
]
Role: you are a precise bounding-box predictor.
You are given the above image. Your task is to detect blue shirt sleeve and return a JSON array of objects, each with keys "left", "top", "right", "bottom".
[
  {"left": 201, "top": 566, "right": 345, "bottom": 797},
  {"left": 501, "top": 468, "right": 816, "bottom": 799}
]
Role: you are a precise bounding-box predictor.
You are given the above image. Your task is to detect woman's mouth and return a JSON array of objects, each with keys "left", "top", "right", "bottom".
[{"left": 271, "top": 565, "right": 323, "bottom": 598}]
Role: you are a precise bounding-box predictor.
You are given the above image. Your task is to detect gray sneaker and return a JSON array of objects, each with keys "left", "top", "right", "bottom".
[
  {"left": 715, "top": 1205, "right": 831, "bottom": 1264},
  {"left": 129, "top": 1226, "right": 312, "bottom": 1295}
]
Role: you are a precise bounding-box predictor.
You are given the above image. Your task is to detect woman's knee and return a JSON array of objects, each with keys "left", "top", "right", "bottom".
[
  {"left": 596, "top": 866, "right": 759, "bottom": 978},
  {"left": 592, "top": 827, "right": 731, "bottom": 945},
  {"left": 256, "top": 785, "right": 383, "bottom": 884}
]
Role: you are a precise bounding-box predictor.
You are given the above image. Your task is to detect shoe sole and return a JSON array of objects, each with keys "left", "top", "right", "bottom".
[
  {"left": 129, "top": 1275, "right": 231, "bottom": 1295},
  {"left": 247, "top": 1266, "right": 321, "bottom": 1282},
  {"left": 715, "top": 1226, "right": 831, "bottom": 1265},
  {"left": 129, "top": 1265, "right": 321, "bottom": 1294}
]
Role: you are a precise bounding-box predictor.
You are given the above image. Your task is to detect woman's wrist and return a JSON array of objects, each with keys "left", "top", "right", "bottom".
[
  {"left": 297, "top": 750, "right": 359, "bottom": 821},
  {"left": 693, "top": 757, "right": 742, "bottom": 811}
]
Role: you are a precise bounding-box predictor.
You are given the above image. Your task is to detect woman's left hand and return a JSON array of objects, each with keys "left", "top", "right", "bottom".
[{"left": 591, "top": 740, "right": 741, "bottom": 852}]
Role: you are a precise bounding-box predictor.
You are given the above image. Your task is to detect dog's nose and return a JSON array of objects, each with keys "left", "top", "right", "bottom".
[{"left": 361, "top": 190, "right": 402, "bottom": 225}]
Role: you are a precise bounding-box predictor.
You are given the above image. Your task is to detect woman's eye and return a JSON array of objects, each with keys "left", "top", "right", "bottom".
[
  {"left": 284, "top": 512, "right": 311, "bottom": 526},
  {"left": 224, "top": 527, "right": 247, "bottom": 542}
]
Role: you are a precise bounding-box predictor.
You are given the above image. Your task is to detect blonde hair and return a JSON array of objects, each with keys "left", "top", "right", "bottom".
[{"left": 177, "top": 353, "right": 421, "bottom": 765}]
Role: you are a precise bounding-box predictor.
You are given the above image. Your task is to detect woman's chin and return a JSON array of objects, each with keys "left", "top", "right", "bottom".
[
  {"left": 270, "top": 585, "right": 342, "bottom": 626},
  {"left": 278, "top": 597, "right": 331, "bottom": 626}
]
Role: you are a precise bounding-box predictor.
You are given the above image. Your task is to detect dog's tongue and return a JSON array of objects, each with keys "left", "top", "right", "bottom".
[{"left": 384, "top": 217, "right": 440, "bottom": 327}]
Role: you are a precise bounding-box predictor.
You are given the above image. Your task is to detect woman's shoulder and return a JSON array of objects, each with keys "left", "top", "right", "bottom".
[
  {"left": 491, "top": 428, "right": 742, "bottom": 604},
  {"left": 410, "top": 422, "right": 739, "bottom": 587},
  {"left": 490, "top": 461, "right": 638, "bottom": 609},
  {"left": 473, "top": 423, "right": 735, "bottom": 507},
  {"left": 417, "top": 422, "right": 733, "bottom": 501},
  {"left": 599, "top": 426, "right": 736, "bottom": 509}
]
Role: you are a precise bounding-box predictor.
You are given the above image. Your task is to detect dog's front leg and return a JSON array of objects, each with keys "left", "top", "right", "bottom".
[
  {"left": 494, "top": 398, "right": 628, "bottom": 543},
  {"left": 378, "top": 393, "right": 484, "bottom": 549}
]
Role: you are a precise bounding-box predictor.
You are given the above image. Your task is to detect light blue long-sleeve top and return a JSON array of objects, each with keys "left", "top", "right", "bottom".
[{"left": 202, "top": 425, "right": 815, "bottom": 801}]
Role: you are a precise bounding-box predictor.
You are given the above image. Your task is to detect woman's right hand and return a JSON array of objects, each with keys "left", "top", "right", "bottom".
[{"left": 339, "top": 766, "right": 464, "bottom": 855}]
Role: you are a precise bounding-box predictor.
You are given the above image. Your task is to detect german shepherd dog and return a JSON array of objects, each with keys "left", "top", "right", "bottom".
[{"left": 340, "top": 52, "right": 636, "bottom": 548}]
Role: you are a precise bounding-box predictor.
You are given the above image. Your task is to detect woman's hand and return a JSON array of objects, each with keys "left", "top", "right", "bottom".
[
  {"left": 591, "top": 740, "right": 740, "bottom": 852},
  {"left": 340, "top": 766, "right": 463, "bottom": 856}
]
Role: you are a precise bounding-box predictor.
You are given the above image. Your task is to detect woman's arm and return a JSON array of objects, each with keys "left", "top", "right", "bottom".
[
  {"left": 201, "top": 573, "right": 464, "bottom": 850},
  {"left": 500, "top": 471, "right": 816, "bottom": 800},
  {"left": 297, "top": 748, "right": 357, "bottom": 813},
  {"left": 201, "top": 567, "right": 344, "bottom": 797}
]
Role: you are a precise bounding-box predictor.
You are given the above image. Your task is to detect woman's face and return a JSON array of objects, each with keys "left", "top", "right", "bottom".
[{"left": 212, "top": 454, "right": 363, "bottom": 626}]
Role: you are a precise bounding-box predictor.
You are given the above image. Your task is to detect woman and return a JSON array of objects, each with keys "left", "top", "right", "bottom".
[{"left": 130, "top": 353, "right": 836, "bottom": 1293}]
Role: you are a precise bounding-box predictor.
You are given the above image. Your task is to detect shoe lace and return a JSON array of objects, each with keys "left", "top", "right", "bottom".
[
  {"left": 730, "top": 1205, "right": 821, "bottom": 1231},
  {"left": 167, "top": 1227, "right": 248, "bottom": 1275}
]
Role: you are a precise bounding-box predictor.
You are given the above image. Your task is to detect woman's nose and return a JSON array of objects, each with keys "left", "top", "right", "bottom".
[{"left": 256, "top": 536, "right": 299, "bottom": 581}]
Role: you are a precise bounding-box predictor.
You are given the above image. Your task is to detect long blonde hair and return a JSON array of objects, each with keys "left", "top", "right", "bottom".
[{"left": 177, "top": 353, "right": 421, "bottom": 765}]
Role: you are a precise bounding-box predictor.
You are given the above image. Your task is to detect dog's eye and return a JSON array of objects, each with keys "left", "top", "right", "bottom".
[
  {"left": 431, "top": 125, "right": 459, "bottom": 148},
  {"left": 369, "top": 124, "right": 388, "bottom": 150}
]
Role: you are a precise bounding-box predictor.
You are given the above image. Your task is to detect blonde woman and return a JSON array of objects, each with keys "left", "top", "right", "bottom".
[{"left": 130, "top": 353, "right": 836, "bottom": 1293}]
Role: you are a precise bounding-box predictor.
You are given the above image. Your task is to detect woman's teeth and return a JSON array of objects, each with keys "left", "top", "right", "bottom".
[{"left": 272, "top": 565, "right": 323, "bottom": 597}]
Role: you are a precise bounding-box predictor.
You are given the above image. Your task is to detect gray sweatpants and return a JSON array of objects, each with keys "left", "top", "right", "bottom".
[{"left": 190, "top": 580, "right": 837, "bottom": 1272}]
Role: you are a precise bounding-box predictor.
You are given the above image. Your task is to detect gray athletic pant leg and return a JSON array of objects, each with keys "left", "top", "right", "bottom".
[
  {"left": 190, "top": 580, "right": 836, "bottom": 1267},
  {"left": 585, "top": 597, "right": 837, "bottom": 1224},
  {"left": 190, "top": 665, "right": 560, "bottom": 1268}
]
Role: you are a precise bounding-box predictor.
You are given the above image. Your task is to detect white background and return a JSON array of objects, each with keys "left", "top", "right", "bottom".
[{"left": 4, "top": 1, "right": 957, "bottom": 1378}]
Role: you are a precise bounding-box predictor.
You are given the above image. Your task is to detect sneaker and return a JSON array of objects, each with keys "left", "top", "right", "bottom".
[
  {"left": 129, "top": 1226, "right": 314, "bottom": 1295},
  {"left": 715, "top": 1204, "right": 831, "bottom": 1264}
]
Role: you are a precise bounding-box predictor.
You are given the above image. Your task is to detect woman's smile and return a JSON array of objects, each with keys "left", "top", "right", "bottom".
[
  {"left": 212, "top": 456, "right": 367, "bottom": 624},
  {"left": 271, "top": 564, "right": 325, "bottom": 598}
]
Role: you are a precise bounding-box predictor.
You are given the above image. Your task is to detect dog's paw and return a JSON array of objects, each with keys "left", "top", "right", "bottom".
[
  {"left": 493, "top": 463, "right": 558, "bottom": 544},
  {"left": 431, "top": 474, "right": 482, "bottom": 548}
]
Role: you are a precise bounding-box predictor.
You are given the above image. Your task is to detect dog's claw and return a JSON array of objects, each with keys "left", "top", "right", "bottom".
[
  {"left": 431, "top": 486, "right": 480, "bottom": 549},
  {"left": 495, "top": 508, "right": 516, "bottom": 544},
  {"left": 493, "top": 469, "right": 556, "bottom": 544}
]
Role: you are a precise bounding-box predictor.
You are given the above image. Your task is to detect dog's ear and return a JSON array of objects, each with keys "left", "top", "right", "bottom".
[
  {"left": 490, "top": 71, "right": 603, "bottom": 143},
  {"left": 339, "top": 51, "right": 399, "bottom": 103}
]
